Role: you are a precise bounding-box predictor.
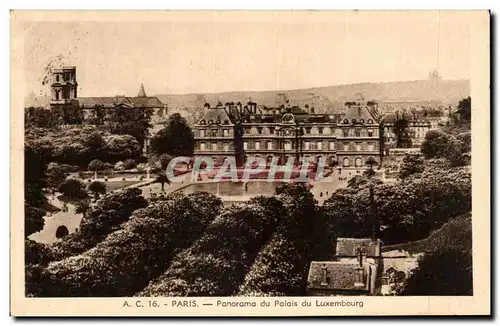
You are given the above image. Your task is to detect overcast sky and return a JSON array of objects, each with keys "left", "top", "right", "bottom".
[{"left": 23, "top": 11, "right": 471, "bottom": 97}]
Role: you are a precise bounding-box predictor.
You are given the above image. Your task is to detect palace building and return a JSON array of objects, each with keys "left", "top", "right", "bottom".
[{"left": 192, "top": 101, "right": 382, "bottom": 168}]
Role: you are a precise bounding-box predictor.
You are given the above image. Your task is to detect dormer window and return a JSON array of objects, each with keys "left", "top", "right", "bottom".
[
  {"left": 200, "top": 119, "right": 206, "bottom": 125},
  {"left": 208, "top": 120, "right": 213, "bottom": 125},
  {"left": 368, "top": 119, "right": 373, "bottom": 124},
  {"left": 352, "top": 119, "right": 357, "bottom": 124},
  {"left": 216, "top": 120, "right": 221, "bottom": 124},
  {"left": 223, "top": 119, "right": 229, "bottom": 125},
  {"left": 343, "top": 119, "right": 349, "bottom": 124},
  {"left": 360, "top": 119, "right": 365, "bottom": 123}
]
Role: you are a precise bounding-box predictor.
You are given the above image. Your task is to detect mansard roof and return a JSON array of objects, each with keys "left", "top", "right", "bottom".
[
  {"left": 341, "top": 104, "right": 378, "bottom": 123},
  {"left": 198, "top": 106, "right": 234, "bottom": 125}
]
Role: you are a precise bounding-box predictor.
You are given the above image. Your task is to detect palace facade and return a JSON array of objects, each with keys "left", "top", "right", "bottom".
[{"left": 192, "top": 101, "right": 382, "bottom": 169}]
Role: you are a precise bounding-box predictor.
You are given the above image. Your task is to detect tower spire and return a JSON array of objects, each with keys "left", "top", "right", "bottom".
[{"left": 138, "top": 83, "right": 147, "bottom": 97}]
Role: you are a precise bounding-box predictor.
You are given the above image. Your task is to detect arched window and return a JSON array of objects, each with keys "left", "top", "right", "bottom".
[
  {"left": 355, "top": 157, "right": 363, "bottom": 167},
  {"left": 343, "top": 157, "right": 350, "bottom": 167},
  {"left": 360, "top": 119, "right": 365, "bottom": 123},
  {"left": 55, "top": 225, "right": 69, "bottom": 239},
  {"left": 343, "top": 119, "right": 349, "bottom": 124}
]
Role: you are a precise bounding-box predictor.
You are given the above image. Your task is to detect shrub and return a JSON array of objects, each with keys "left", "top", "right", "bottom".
[
  {"left": 138, "top": 196, "right": 285, "bottom": 297},
  {"left": 238, "top": 183, "right": 327, "bottom": 296},
  {"left": 123, "top": 159, "right": 137, "bottom": 170},
  {"left": 88, "top": 159, "right": 106, "bottom": 172},
  {"left": 88, "top": 181, "right": 106, "bottom": 200},
  {"left": 29, "top": 192, "right": 222, "bottom": 297},
  {"left": 58, "top": 179, "right": 88, "bottom": 200},
  {"left": 25, "top": 240, "right": 54, "bottom": 266},
  {"left": 323, "top": 166, "right": 471, "bottom": 244},
  {"left": 49, "top": 188, "right": 148, "bottom": 261}
]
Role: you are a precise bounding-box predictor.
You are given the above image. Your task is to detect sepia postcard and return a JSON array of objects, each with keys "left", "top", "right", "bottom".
[{"left": 10, "top": 10, "right": 490, "bottom": 316}]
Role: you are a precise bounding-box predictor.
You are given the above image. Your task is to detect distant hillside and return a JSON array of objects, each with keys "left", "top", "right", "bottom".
[
  {"left": 382, "top": 213, "right": 472, "bottom": 254},
  {"left": 24, "top": 78, "right": 470, "bottom": 113},
  {"left": 154, "top": 78, "right": 470, "bottom": 112}
]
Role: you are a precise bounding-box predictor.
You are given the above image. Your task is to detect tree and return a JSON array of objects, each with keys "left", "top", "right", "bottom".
[
  {"left": 49, "top": 188, "right": 148, "bottom": 262},
  {"left": 58, "top": 179, "right": 88, "bottom": 201},
  {"left": 420, "top": 130, "right": 454, "bottom": 159},
  {"left": 154, "top": 173, "right": 171, "bottom": 192},
  {"left": 105, "top": 106, "right": 154, "bottom": 151},
  {"left": 88, "top": 159, "right": 106, "bottom": 172},
  {"left": 75, "top": 201, "right": 91, "bottom": 218},
  {"left": 455, "top": 96, "right": 471, "bottom": 123},
  {"left": 398, "top": 154, "right": 425, "bottom": 179},
  {"left": 25, "top": 203, "right": 45, "bottom": 237},
  {"left": 104, "top": 134, "right": 141, "bottom": 162},
  {"left": 149, "top": 113, "right": 194, "bottom": 157},
  {"left": 123, "top": 159, "right": 137, "bottom": 170},
  {"left": 392, "top": 113, "right": 413, "bottom": 148},
  {"left": 45, "top": 163, "right": 67, "bottom": 189},
  {"left": 29, "top": 192, "right": 222, "bottom": 297},
  {"left": 400, "top": 250, "right": 472, "bottom": 296},
  {"left": 88, "top": 181, "right": 106, "bottom": 200},
  {"left": 158, "top": 153, "right": 172, "bottom": 170}
]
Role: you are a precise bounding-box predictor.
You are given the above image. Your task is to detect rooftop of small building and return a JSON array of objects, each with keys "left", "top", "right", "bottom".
[
  {"left": 335, "top": 238, "right": 381, "bottom": 257},
  {"left": 307, "top": 261, "right": 368, "bottom": 291}
]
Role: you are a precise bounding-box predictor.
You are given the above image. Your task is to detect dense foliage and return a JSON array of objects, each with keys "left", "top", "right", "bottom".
[
  {"left": 25, "top": 126, "right": 142, "bottom": 168},
  {"left": 149, "top": 113, "right": 194, "bottom": 157},
  {"left": 238, "top": 184, "right": 328, "bottom": 296},
  {"left": 48, "top": 188, "right": 148, "bottom": 262},
  {"left": 138, "top": 196, "right": 285, "bottom": 296},
  {"left": 323, "top": 165, "right": 471, "bottom": 244},
  {"left": 26, "top": 192, "right": 222, "bottom": 297}
]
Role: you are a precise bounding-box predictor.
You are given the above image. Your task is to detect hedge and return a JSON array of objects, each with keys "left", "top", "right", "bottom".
[
  {"left": 238, "top": 183, "right": 327, "bottom": 296},
  {"left": 26, "top": 192, "right": 222, "bottom": 297},
  {"left": 137, "top": 196, "right": 286, "bottom": 297},
  {"left": 48, "top": 188, "right": 148, "bottom": 262}
]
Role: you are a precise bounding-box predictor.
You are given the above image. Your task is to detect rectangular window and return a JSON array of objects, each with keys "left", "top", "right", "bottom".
[
  {"left": 343, "top": 129, "right": 349, "bottom": 137},
  {"left": 285, "top": 142, "right": 292, "bottom": 150},
  {"left": 355, "top": 129, "right": 361, "bottom": 137},
  {"left": 200, "top": 143, "right": 206, "bottom": 150},
  {"left": 255, "top": 141, "right": 260, "bottom": 150},
  {"left": 368, "top": 143, "right": 374, "bottom": 151},
  {"left": 244, "top": 142, "right": 248, "bottom": 150},
  {"left": 269, "top": 127, "right": 275, "bottom": 134},
  {"left": 318, "top": 127, "right": 324, "bottom": 135},
  {"left": 223, "top": 129, "right": 229, "bottom": 137},
  {"left": 257, "top": 127, "right": 263, "bottom": 134},
  {"left": 329, "top": 141, "right": 335, "bottom": 150},
  {"left": 211, "top": 129, "right": 218, "bottom": 137},
  {"left": 368, "top": 129, "right": 373, "bottom": 137},
  {"left": 305, "top": 127, "right": 312, "bottom": 134},
  {"left": 212, "top": 143, "right": 217, "bottom": 151},
  {"left": 199, "top": 129, "right": 206, "bottom": 137},
  {"left": 224, "top": 143, "right": 229, "bottom": 151},
  {"left": 355, "top": 142, "right": 361, "bottom": 151},
  {"left": 305, "top": 142, "right": 310, "bottom": 150},
  {"left": 267, "top": 141, "right": 273, "bottom": 150},
  {"left": 317, "top": 141, "right": 323, "bottom": 150},
  {"left": 310, "top": 142, "right": 317, "bottom": 150}
]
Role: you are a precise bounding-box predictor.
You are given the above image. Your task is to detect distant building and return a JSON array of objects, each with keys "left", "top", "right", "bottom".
[
  {"left": 307, "top": 238, "right": 422, "bottom": 296},
  {"left": 192, "top": 101, "right": 382, "bottom": 168},
  {"left": 48, "top": 66, "right": 166, "bottom": 151}
]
